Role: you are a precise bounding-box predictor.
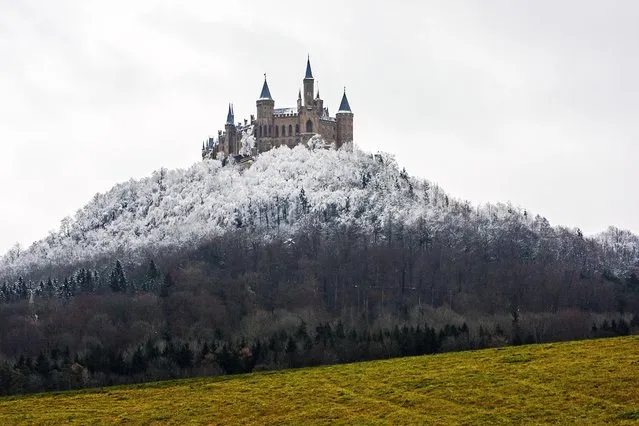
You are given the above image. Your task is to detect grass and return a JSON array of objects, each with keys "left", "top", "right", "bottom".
[{"left": 1, "top": 336, "right": 638, "bottom": 425}]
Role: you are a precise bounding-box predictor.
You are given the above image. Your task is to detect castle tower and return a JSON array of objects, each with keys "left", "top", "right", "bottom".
[
  {"left": 336, "top": 89, "right": 353, "bottom": 148},
  {"left": 224, "top": 103, "right": 236, "bottom": 155},
  {"left": 303, "top": 56, "right": 314, "bottom": 108},
  {"left": 256, "top": 75, "right": 275, "bottom": 151},
  {"left": 315, "top": 88, "right": 323, "bottom": 115}
]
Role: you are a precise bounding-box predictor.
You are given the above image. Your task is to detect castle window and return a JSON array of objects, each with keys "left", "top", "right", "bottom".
[
  {"left": 282, "top": 125, "right": 286, "bottom": 137},
  {"left": 275, "top": 126, "right": 279, "bottom": 137},
  {"left": 306, "top": 120, "right": 313, "bottom": 133},
  {"left": 295, "top": 124, "right": 300, "bottom": 134},
  {"left": 268, "top": 125, "right": 272, "bottom": 136},
  {"left": 289, "top": 125, "right": 293, "bottom": 135}
]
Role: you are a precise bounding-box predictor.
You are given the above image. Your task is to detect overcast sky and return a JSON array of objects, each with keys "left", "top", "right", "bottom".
[{"left": 1, "top": 0, "right": 638, "bottom": 254}]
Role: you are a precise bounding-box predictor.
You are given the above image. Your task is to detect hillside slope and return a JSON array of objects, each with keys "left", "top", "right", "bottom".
[
  {"left": 2, "top": 145, "right": 638, "bottom": 281},
  {"left": 1, "top": 336, "right": 637, "bottom": 425}
]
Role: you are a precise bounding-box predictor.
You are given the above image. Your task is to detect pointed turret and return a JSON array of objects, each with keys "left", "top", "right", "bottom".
[
  {"left": 305, "top": 55, "right": 313, "bottom": 79},
  {"left": 226, "top": 103, "right": 234, "bottom": 124},
  {"left": 336, "top": 88, "right": 353, "bottom": 148},
  {"left": 259, "top": 74, "right": 272, "bottom": 100},
  {"left": 338, "top": 88, "right": 352, "bottom": 113},
  {"left": 303, "top": 56, "right": 314, "bottom": 106},
  {"left": 256, "top": 74, "right": 274, "bottom": 146}
]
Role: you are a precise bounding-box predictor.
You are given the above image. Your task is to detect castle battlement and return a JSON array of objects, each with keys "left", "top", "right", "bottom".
[{"left": 202, "top": 56, "right": 353, "bottom": 160}]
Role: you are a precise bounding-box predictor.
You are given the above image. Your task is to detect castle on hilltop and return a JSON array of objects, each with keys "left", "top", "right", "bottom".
[{"left": 202, "top": 57, "right": 353, "bottom": 159}]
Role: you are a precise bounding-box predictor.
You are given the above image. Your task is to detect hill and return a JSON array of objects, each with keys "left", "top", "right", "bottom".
[
  {"left": 0, "top": 144, "right": 638, "bottom": 396},
  {"left": 2, "top": 144, "right": 638, "bottom": 281},
  {"left": 1, "top": 336, "right": 637, "bottom": 425}
]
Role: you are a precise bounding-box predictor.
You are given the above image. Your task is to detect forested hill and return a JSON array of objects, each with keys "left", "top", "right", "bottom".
[
  {"left": 1, "top": 144, "right": 638, "bottom": 282},
  {"left": 1, "top": 144, "right": 639, "bottom": 396}
]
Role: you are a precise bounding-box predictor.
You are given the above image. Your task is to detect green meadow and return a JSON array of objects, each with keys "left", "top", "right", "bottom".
[{"left": 1, "top": 336, "right": 637, "bottom": 425}]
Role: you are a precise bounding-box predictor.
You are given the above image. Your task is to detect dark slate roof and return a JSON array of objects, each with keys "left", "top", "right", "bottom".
[
  {"left": 226, "top": 103, "right": 234, "bottom": 124},
  {"left": 259, "top": 77, "right": 272, "bottom": 100},
  {"left": 305, "top": 56, "right": 313, "bottom": 79},
  {"left": 338, "top": 91, "right": 352, "bottom": 113}
]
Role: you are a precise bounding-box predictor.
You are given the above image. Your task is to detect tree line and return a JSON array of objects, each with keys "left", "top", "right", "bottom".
[{"left": 0, "top": 219, "right": 638, "bottom": 395}]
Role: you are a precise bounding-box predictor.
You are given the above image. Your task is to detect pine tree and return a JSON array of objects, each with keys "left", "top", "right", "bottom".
[
  {"left": 0, "top": 283, "right": 8, "bottom": 303},
  {"left": 61, "top": 278, "right": 74, "bottom": 301},
  {"left": 143, "top": 260, "right": 160, "bottom": 292},
  {"left": 160, "top": 273, "right": 174, "bottom": 298},
  {"left": 109, "top": 260, "right": 127, "bottom": 293},
  {"left": 17, "top": 277, "right": 28, "bottom": 300},
  {"left": 45, "top": 278, "right": 55, "bottom": 298},
  {"left": 299, "top": 188, "right": 309, "bottom": 214},
  {"left": 175, "top": 344, "right": 193, "bottom": 369},
  {"left": 85, "top": 270, "right": 94, "bottom": 292},
  {"left": 130, "top": 347, "right": 147, "bottom": 374},
  {"left": 77, "top": 269, "right": 94, "bottom": 293},
  {"left": 35, "top": 352, "right": 51, "bottom": 378}
]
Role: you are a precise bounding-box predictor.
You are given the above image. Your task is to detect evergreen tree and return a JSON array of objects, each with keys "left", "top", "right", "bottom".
[
  {"left": 35, "top": 352, "right": 51, "bottom": 378},
  {"left": 130, "top": 347, "right": 147, "bottom": 374},
  {"left": 109, "top": 260, "right": 127, "bottom": 293},
  {"left": 17, "top": 277, "right": 28, "bottom": 300},
  {"left": 299, "top": 188, "right": 309, "bottom": 214},
  {"left": 285, "top": 336, "right": 297, "bottom": 367},
  {"left": 175, "top": 344, "right": 193, "bottom": 369},
  {"left": 45, "top": 277, "right": 55, "bottom": 298},
  {"left": 160, "top": 273, "right": 174, "bottom": 298},
  {"left": 142, "top": 260, "right": 160, "bottom": 292},
  {"left": 61, "top": 278, "right": 74, "bottom": 301},
  {"left": 0, "top": 283, "right": 8, "bottom": 303},
  {"left": 77, "top": 268, "right": 94, "bottom": 293}
]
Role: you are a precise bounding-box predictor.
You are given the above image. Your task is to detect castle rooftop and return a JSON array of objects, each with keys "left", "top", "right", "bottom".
[{"left": 259, "top": 76, "right": 273, "bottom": 100}]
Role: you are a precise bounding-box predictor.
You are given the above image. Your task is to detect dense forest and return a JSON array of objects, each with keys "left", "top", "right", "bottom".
[
  {"left": 1, "top": 146, "right": 638, "bottom": 395},
  {"left": 1, "top": 224, "right": 637, "bottom": 395}
]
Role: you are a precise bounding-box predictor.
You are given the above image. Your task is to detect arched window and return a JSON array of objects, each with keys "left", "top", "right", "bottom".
[
  {"left": 282, "top": 125, "right": 286, "bottom": 137},
  {"left": 259, "top": 126, "right": 262, "bottom": 137},
  {"left": 268, "top": 125, "right": 272, "bottom": 136},
  {"left": 306, "top": 120, "right": 313, "bottom": 133},
  {"left": 289, "top": 125, "right": 293, "bottom": 135},
  {"left": 295, "top": 124, "right": 300, "bottom": 134},
  {"left": 275, "top": 126, "right": 279, "bottom": 137}
]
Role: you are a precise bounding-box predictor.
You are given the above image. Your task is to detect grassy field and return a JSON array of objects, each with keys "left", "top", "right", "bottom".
[{"left": 1, "top": 336, "right": 637, "bottom": 425}]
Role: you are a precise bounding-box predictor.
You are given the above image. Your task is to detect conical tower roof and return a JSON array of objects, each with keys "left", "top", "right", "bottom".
[
  {"left": 338, "top": 89, "right": 352, "bottom": 113},
  {"left": 305, "top": 55, "right": 313, "bottom": 79},
  {"left": 259, "top": 75, "right": 273, "bottom": 100},
  {"left": 226, "top": 103, "right": 234, "bottom": 124}
]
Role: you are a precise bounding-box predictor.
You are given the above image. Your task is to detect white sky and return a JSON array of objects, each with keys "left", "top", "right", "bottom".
[{"left": 1, "top": 0, "right": 638, "bottom": 254}]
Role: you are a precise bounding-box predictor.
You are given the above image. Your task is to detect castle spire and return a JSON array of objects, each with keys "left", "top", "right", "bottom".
[
  {"left": 226, "top": 103, "right": 234, "bottom": 124},
  {"left": 259, "top": 74, "right": 272, "bottom": 100},
  {"left": 305, "top": 55, "right": 313, "bottom": 79},
  {"left": 338, "top": 88, "right": 352, "bottom": 113}
]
